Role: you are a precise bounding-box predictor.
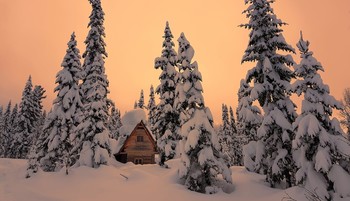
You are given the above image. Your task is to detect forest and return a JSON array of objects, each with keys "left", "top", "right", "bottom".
[{"left": 0, "top": 0, "right": 350, "bottom": 200}]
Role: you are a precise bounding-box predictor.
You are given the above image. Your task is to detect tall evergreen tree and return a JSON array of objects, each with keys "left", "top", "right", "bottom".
[
  {"left": 32, "top": 86, "right": 45, "bottom": 122},
  {"left": 0, "top": 101, "right": 12, "bottom": 157},
  {"left": 133, "top": 101, "right": 137, "bottom": 109},
  {"left": 176, "top": 33, "right": 232, "bottom": 193},
  {"left": 7, "top": 103, "right": 19, "bottom": 157},
  {"left": 9, "top": 103, "right": 18, "bottom": 134},
  {"left": 4, "top": 101, "right": 12, "bottom": 127},
  {"left": 223, "top": 104, "right": 230, "bottom": 129},
  {"left": 241, "top": 0, "right": 297, "bottom": 188},
  {"left": 292, "top": 33, "right": 350, "bottom": 200},
  {"left": 154, "top": 22, "right": 180, "bottom": 166},
  {"left": 229, "top": 106, "right": 243, "bottom": 166},
  {"left": 137, "top": 89, "right": 145, "bottom": 109},
  {"left": 72, "top": 0, "right": 112, "bottom": 168},
  {"left": 219, "top": 105, "right": 243, "bottom": 167},
  {"left": 218, "top": 104, "right": 234, "bottom": 167},
  {"left": 10, "top": 104, "right": 18, "bottom": 128},
  {"left": 32, "top": 85, "right": 46, "bottom": 144},
  {"left": 229, "top": 106, "right": 237, "bottom": 134},
  {"left": 108, "top": 104, "right": 122, "bottom": 140},
  {"left": 218, "top": 104, "right": 230, "bottom": 144},
  {"left": 147, "top": 85, "right": 157, "bottom": 135},
  {"left": 33, "top": 32, "right": 83, "bottom": 173},
  {"left": 11, "top": 76, "right": 35, "bottom": 159}
]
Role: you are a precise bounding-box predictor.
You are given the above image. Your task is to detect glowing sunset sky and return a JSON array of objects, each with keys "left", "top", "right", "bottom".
[{"left": 1, "top": 0, "right": 350, "bottom": 124}]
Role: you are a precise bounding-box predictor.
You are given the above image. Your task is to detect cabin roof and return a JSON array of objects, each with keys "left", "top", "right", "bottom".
[{"left": 115, "top": 120, "right": 157, "bottom": 155}]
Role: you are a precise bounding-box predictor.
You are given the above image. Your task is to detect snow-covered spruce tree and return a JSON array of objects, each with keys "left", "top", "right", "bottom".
[
  {"left": 25, "top": 85, "right": 45, "bottom": 173},
  {"left": 10, "top": 104, "right": 18, "bottom": 129},
  {"left": 222, "top": 104, "right": 230, "bottom": 131},
  {"left": 229, "top": 106, "right": 244, "bottom": 166},
  {"left": 236, "top": 79, "right": 262, "bottom": 172},
  {"left": 10, "top": 76, "right": 35, "bottom": 159},
  {"left": 236, "top": 79, "right": 262, "bottom": 142},
  {"left": 137, "top": 89, "right": 145, "bottom": 109},
  {"left": 217, "top": 104, "right": 234, "bottom": 167},
  {"left": 133, "top": 101, "right": 137, "bottom": 109},
  {"left": 32, "top": 85, "right": 46, "bottom": 144},
  {"left": 292, "top": 33, "right": 350, "bottom": 200},
  {"left": 0, "top": 101, "right": 12, "bottom": 158},
  {"left": 241, "top": 0, "right": 297, "bottom": 188},
  {"left": 6, "top": 104, "right": 19, "bottom": 156},
  {"left": 154, "top": 22, "right": 180, "bottom": 166},
  {"left": 72, "top": 0, "right": 113, "bottom": 168},
  {"left": 147, "top": 85, "right": 157, "bottom": 135},
  {"left": 33, "top": 32, "right": 83, "bottom": 173},
  {"left": 176, "top": 33, "right": 232, "bottom": 194},
  {"left": 108, "top": 104, "right": 122, "bottom": 140},
  {"left": 9, "top": 103, "right": 18, "bottom": 131},
  {"left": 32, "top": 86, "right": 45, "bottom": 123},
  {"left": 218, "top": 104, "right": 229, "bottom": 149},
  {"left": 229, "top": 106, "right": 237, "bottom": 135}
]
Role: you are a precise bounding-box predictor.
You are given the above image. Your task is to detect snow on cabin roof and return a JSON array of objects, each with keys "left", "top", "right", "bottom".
[
  {"left": 119, "top": 109, "right": 155, "bottom": 139},
  {"left": 118, "top": 109, "right": 147, "bottom": 137},
  {"left": 121, "top": 109, "right": 147, "bottom": 126}
]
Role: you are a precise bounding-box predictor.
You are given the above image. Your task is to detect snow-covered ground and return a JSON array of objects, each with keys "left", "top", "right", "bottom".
[{"left": 0, "top": 158, "right": 339, "bottom": 201}]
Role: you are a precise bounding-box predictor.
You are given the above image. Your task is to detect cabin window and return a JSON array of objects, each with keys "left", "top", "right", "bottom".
[
  {"left": 137, "top": 136, "right": 144, "bottom": 142},
  {"left": 134, "top": 158, "right": 143, "bottom": 165}
]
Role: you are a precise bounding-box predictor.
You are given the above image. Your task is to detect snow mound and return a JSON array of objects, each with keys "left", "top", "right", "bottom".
[
  {"left": 243, "top": 141, "right": 257, "bottom": 172},
  {"left": 121, "top": 109, "right": 147, "bottom": 126}
]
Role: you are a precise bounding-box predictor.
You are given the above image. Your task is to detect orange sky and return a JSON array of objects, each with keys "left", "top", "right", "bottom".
[{"left": 1, "top": 0, "right": 350, "bottom": 124}]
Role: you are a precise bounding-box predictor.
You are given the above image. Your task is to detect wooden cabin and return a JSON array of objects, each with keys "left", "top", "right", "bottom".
[{"left": 114, "top": 121, "right": 157, "bottom": 165}]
